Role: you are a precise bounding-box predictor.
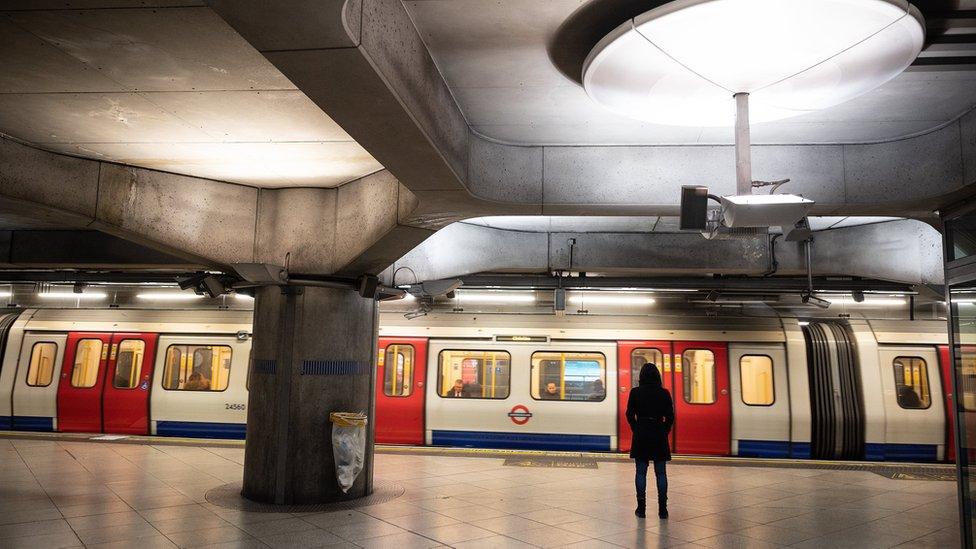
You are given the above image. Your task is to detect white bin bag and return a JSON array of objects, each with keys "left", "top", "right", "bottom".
[{"left": 329, "top": 412, "right": 367, "bottom": 493}]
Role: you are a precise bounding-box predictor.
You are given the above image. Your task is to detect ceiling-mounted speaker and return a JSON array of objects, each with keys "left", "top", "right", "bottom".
[{"left": 679, "top": 185, "right": 709, "bottom": 231}]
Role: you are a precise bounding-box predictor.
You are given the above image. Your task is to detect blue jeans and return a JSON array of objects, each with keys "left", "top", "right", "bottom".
[{"left": 635, "top": 460, "right": 667, "bottom": 500}]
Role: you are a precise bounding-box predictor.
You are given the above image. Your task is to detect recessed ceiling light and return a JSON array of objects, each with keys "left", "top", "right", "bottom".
[{"left": 583, "top": 0, "right": 924, "bottom": 126}]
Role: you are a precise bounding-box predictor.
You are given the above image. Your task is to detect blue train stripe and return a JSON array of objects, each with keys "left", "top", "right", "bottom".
[
  {"left": 737, "top": 439, "right": 791, "bottom": 458},
  {"left": 866, "top": 442, "right": 938, "bottom": 462},
  {"left": 431, "top": 430, "right": 611, "bottom": 451},
  {"left": 0, "top": 416, "right": 11, "bottom": 429},
  {"left": 789, "top": 442, "right": 811, "bottom": 458},
  {"left": 156, "top": 421, "right": 246, "bottom": 439},
  {"left": 12, "top": 416, "right": 55, "bottom": 432}
]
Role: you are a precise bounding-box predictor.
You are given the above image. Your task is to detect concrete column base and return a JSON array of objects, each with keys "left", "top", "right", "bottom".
[{"left": 242, "top": 285, "right": 378, "bottom": 504}]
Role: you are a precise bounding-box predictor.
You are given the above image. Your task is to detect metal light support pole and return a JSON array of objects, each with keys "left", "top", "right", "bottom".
[{"left": 734, "top": 92, "right": 752, "bottom": 196}]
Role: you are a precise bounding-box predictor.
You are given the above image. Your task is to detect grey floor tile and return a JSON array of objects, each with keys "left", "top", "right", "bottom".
[
  {"left": 451, "top": 533, "right": 541, "bottom": 548},
  {"left": 415, "top": 523, "right": 498, "bottom": 545},
  {"left": 259, "top": 528, "right": 345, "bottom": 549},
  {"left": 166, "top": 525, "right": 254, "bottom": 548},
  {"left": 0, "top": 530, "right": 83, "bottom": 548},
  {"left": 86, "top": 534, "right": 180, "bottom": 548},
  {"left": 505, "top": 525, "right": 592, "bottom": 548},
  {"left": 356, "top": 530, "right": 443, "bottom": 548},
  {"left": 75, "top": 521, "right": 165, "bottom": 544}
]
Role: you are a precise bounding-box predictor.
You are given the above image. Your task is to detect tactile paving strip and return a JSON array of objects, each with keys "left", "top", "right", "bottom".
[{"left": 205, "top": 480, "right": 405, "bottom": 513}]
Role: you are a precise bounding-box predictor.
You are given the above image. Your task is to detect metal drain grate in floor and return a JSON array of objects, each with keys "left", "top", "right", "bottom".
[{"left": 503, "top": 457, "right": 598, "bottom": 469}]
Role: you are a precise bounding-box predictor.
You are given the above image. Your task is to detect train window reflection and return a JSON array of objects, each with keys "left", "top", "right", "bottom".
[
  {"left": 683, "top": 349, "right": 715, "bottom": 404},
  {"left": 113, "top": 340, "right": 145, "bottom": 389},
  {"left": 531, "top": 351, "right": 607, "bottom": 402},
  {"left": 26, "top": 342, "right": 57, "bottom": 387},
  {"left": 631, "top": 349, "right": 664, "bottom": 389},
  {"left": 438, "top": 350, "right": 510, "bottom": 399},
  {"left": 383, "top": 344, "right": 415, "bottom": 397},
  {"left": 740, "top": 355, "right": 774, "bottom": 406},
  {"left": 162, "top": 345, "right": 232, "bottom": 392},
  {"left": 71, "top": 339, "right": 102, "bottom": 388},
  {"left": 961, "top": 348, "right": 976, "bottom": 412},
  {"left": 893, "top": 356, "right": 931, "bottom": 409}
]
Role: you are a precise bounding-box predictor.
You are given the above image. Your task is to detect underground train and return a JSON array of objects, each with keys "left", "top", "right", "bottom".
[{"left": 0, "top": 308, "right": 960, "bottom": 462}]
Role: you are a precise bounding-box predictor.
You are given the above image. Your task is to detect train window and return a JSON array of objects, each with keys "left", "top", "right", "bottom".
[
  {"left": 530, "top": 351, "right": 607, "bottom": 402},
  {"left": 631, "top": 349, "right": 664, "bottom": 389},
  {"left": 437, "top": 350, "right": 511, "bottom": 399},
  {"left": 112, "top": 340, "right": 145, "bottom": 389},
  {"left": 893, "top": 356, "right": 931, "bottom": 409},
  {"left": 682, "top": 349, "right": 716, "bottom": 404},
  {"left": 162, "top": 344, "right": 233, "bottom": 392},
  {"left": 71, "top": 339, "right": 103, "bottom": 388},
  {"left": 26, "top": 342, "right": 57, "bottom": 387},
  {"left": 740, "top": 355, "right": 774, "bottom": 406},
  {"left": 383, "top": 344, "right": 415, "bottom": 397}
]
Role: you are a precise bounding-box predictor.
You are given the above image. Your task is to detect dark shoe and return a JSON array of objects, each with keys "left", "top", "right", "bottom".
[
  {"left": 658, "top": 497, "right": 668, "bottom": 519},
  {"left": 635, "top": 497, "right": 646, "bottom": 518}
]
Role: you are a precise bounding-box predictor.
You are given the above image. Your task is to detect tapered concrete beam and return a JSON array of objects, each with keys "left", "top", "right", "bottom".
[
  {"left": 0, "top": 135, "right": 423, "bottom": 275},
  {"left": 390, "top": 219, "right": 945, "bottom": 286}
]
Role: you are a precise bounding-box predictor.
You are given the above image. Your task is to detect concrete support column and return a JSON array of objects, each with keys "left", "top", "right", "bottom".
[{"left": 243, "top": 285, "right": 378, "bottom": 504}]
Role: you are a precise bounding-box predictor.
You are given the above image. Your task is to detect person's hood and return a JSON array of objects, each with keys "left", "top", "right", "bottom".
[{"left": 639, "top": 363, "right": 662, "bottom": 387}]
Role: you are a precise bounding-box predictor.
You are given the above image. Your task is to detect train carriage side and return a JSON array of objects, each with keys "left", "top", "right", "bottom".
[
  {"left": 2, "top": 309, "right": 251, "bottom": 438},
  {"left": 423, "top": 338, "right": 619, "bottom": 451},
  {"left": 0, "top": 310, "right": 32, "bottom": 429},
  {"left": 868, "top": 319, "right": 952, "bottom": 462}
]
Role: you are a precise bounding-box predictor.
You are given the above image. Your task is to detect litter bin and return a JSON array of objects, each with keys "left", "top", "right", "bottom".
[{"left": 329, "top": 412, "right": 368, "bottom": 493}]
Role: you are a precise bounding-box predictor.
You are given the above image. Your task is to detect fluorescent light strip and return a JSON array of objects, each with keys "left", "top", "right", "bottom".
[
  {"left": 458, "top": 292, "right": 536, "bottom": 303},
  {"left": 569, "top": 293, "right": 656, "bottom": 305},
  {"left": 823, "top": 297, "right": 907, "bottom": 306},
  {"left": 136, "top": 292, "right": 205, "bottom": 301},
  {"left": 0, "top": 291, "right": 10, "bottom": 298},
  {"left": 38, "top": 292, "right": 107, "bottom": 300}
]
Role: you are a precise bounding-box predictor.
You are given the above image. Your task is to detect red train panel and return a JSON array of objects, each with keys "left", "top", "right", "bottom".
[{"left": 376, "top": 337, "right": 428, "bottom": 444}]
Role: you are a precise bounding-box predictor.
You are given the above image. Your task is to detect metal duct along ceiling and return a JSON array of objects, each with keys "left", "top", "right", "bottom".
[{"left": 804, "top": 322, "right": 866, "bottom": 460}]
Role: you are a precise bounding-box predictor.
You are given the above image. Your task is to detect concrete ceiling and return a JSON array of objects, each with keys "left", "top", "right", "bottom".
[
  {"left": 462, "top": 215, "right": 903, "bottom": 233},
  {"left": 405, "top": 0, "right": 976, "bottom": 145},
  {"left": 0, "top": 2, "right": 383, "bottom": 188}
]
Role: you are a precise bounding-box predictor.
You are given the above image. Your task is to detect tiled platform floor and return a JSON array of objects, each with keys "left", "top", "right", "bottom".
[{"left": 0, "top": 437, "right": 960, "bottom": 548}]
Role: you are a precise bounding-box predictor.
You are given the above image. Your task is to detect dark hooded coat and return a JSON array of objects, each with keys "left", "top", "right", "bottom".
[{"left": 626, "top": 364, "right": 674, "bottom": 461}]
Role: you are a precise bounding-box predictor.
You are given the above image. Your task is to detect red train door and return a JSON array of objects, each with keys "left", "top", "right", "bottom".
[
  {"left": 376, "top": 337, "right": 427, "bottom": 444},
  {"left": 939, "top": 345, "right": 956, "bottom": 462},
  {"left": 102, "top": 333, "right": 158, "bottom": 435},
  {"left": 57, "top": 332, "right": 112, "bottom": 432},
  {"left": 672, "top": 341, "right": 731, "bottom": 455},
  {"left": 617, "top": 341, "right": 674, "bottom": 452}
]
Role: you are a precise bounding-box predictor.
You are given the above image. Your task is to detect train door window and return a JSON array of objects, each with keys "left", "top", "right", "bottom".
[
  {"left": 740, "top": 355, "right": 774, "bottom": 406},
  {"left": 437, "top": 350, "right": 511, "bottom": 399},
  {"left": 631, "top": 349, "right": 664, "bottom": 389},
  {"left": 893, "top": 356, "right": 931, "bottom": 409},
  {"left": 71, "top": 339, "right": 103, "bottom": 388},
  {"left": 162, "top": 345, "right": 233, "bottom": 391},
  {"left": 530, "top": 351, "right": 607, "bottom": 401},
  {"left": 112, "top": 340, "right": 145, "bottom": 389},
  {"left": 682, "top": 349, "right": 716, "bottom": 404},
  {"left": 26, "top": 342, "right": 57, "bottom": 387},
  {"left": 384, "top": 345, "right": 415, "bottom": 397}
]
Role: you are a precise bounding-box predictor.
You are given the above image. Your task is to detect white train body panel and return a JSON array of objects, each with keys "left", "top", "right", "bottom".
[
  {"left": 0, "top": 311, "right": 33, "bottom": 428},
  {"left": 149, "top": 334, "right": 251, "bottom": 438},
  {"left": 424, "top": 339, "right": 618, "bottom": 451},
  {"left": 878, "top": 345, "right": 945, "bottom": 460},
  {"left": 729, "top": 343, "right": 790, "bottom": 455},
  {"left": 850, "top": 320, "right": 888, "bottom": 459},
  {"left": 10, "top": 331, "right": 66, "bottom": 431},
  {"left": 782, "top": 320, "right": 813, "bottom": 455}
]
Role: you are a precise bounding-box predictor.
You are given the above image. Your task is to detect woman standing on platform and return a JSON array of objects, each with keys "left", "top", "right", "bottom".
[{"left": 626, "top": 363, "right": 674, "bottom": 519}]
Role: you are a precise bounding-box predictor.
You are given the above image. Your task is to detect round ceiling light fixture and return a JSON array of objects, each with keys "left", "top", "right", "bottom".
[{"left": 582, "top": 0, "right": 925, "bottom": 126}]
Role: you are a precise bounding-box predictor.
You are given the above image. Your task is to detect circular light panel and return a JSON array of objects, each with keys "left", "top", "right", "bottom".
[{"left": 582, "top": 0, "right": 925, "bottom": 126}]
